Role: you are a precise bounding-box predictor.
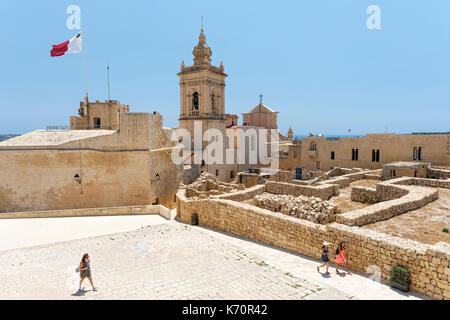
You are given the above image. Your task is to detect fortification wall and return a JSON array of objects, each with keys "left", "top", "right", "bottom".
[{"left": 177, "top": 189, "right": 450, "bottom": 300}]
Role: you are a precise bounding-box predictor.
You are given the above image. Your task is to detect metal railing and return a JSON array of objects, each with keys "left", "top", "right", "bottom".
[
  {"left": 179, "top": 112, "right": 224, "bottom": 120},
  {"left": 69, "top": 125, "right": 115, "bottom": 130},
  {"left": 46, "top": 125, "right": 70, "bottom": 131}
]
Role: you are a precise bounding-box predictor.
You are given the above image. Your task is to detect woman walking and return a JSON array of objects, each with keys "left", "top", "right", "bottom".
[
  {"left": 79, "top": 253, "right": 97, "bottom": 291},
  {"left": 317, "top": 241, "right": 331, "bottom": 274},
  {"left": 335, "top": 242, "right": 352, "bottom": 275}
]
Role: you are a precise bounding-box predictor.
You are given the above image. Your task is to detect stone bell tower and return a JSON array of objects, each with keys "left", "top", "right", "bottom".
[{"left": 178, "top": 28, "right": 228, "bottom": 177}]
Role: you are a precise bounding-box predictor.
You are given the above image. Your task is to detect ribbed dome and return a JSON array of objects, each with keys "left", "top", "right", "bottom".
[{"left": 192, "top": 28, "right": 212, "bottom": 65}]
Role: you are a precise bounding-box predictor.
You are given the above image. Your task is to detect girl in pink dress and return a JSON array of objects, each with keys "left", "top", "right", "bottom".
[{"left": 335, "top": 242, "right": 352, "bottom": 275}]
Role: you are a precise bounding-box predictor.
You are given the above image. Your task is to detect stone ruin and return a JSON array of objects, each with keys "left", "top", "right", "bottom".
[
  {"left": 184, "top": 172, "right": 245, "bottom": 198},
  {"left": 253, "top": 192, "right": 338, "bottom": 224}
]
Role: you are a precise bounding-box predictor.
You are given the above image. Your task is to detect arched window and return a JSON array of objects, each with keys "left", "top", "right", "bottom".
[
  {"left": 413, "top": 147, "right": 418, "bottom": 160},
  {"left": 418, "top": 147, "right": 422, "bottom": 160},
  {"left": 310, "top": 143, "right": 316, "bottom": 151},
  {"left": 192, "top": 92, "right": 199, "bottom": 111},
  {"left": 376, "top": 149, "right": 380, "bottom": 162}
]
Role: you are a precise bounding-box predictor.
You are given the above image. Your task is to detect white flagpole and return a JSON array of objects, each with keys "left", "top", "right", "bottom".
[{"left": 83, "top": 30, "right": 88, "bottom": 105}]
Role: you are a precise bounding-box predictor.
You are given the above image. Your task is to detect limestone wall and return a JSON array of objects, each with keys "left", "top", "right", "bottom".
[
  {"left": 427, "top": 168, "right": 450, "bottom": 180},
  {"left": 0, "top": 204, "right": 169, "bottom": 219},
  {"left": 268, "top": 170, "right": 295, "bottom": 183},
  {"left": 212, "top": 185, "right": 265, "bottom": 202},
  {"left": 177, "top": 189, "right": 450, "bottom": 299},
  {"left": 300, "top": 133, "right": 450, "bottom": 171},
  {"left": 265, "top": 181, "right": 337, "bottom": 200},
  {"left": 340, "top": 186, "right": 438, "bottom": 226}
]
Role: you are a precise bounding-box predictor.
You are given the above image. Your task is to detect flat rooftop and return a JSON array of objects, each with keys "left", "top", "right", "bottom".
[{"left": 0, "top": 130, "right": 115, "bottom": 147}]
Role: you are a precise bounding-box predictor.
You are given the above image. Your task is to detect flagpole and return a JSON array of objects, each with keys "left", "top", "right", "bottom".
[{"left": 83, "top": 30, "right": 88, "bottom": 105}]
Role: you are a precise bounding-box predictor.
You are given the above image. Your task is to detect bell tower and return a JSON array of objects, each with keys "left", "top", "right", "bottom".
[{"left": 178, "top": 28, "right": 228, "bottom": 173}]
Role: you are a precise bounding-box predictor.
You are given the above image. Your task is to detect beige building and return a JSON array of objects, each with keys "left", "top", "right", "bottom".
[
  {"left": 70, "top": 99, "right": 130, "bottom": 130},
  {"left": 242, "top": 98, "right": 278, "bottom": 129},
  {"left": 0, "top": 101, "right": 182, "bottom": 213},
  {"left": 177, "top": 28, "right": 230, "bottom": 180},
  {"left": 299, "top": 133, "right": 450, "bottom": 173}
]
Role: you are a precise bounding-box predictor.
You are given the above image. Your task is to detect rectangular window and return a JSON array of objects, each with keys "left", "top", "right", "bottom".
[
  {"left": 293, "top": 151, "right": 297, "bottom": 159},
  {"left": 316, "top": 161, "right": 320, "bottom": 169},
  {"left": 93, "top": 117, "right": 101, "bottom": 129},
  {"left": 330, "top": 151, "right": 335, "bottom": 160},
  {"left": 372, "top": 149, "right": 376, "bottom": 162},
  {"left": 352, "top": 149, "right": 359, "bottom": 161},
  {"left": 376, "top": 149, "right": 380, "bottom": 162},
  {"left": 418, "top": 147, "right": 422, "bottom": 160}
]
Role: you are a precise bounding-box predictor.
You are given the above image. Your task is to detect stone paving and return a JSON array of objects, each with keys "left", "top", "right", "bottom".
[{"left": 0, "top": 220, "right": 423, "bottom": 300}]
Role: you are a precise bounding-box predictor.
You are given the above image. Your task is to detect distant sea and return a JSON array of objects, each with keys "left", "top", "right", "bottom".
[
  {"left": 0, "top": 134, "right": 20, "bottom": 142},
  {"left": 294, "top": 134, "right": 364, "bottom": 140}
]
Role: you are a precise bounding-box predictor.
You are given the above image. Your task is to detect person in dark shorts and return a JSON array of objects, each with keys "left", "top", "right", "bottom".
[
  {"left": 317, "top": 241, "right": 331, "bottom": 274},
  {"left": 79, "top": 253, "right": 97, "bottom": 291}
]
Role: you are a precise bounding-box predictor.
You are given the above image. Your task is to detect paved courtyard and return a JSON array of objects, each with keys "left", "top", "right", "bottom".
[{"left": 0, "top": 219, "right": 424, "bottom": 300}]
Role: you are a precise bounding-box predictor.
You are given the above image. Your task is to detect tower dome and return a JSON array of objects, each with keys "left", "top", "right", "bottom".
[{"left": 193, "top": 28, "right": 212, "bottom": 65}]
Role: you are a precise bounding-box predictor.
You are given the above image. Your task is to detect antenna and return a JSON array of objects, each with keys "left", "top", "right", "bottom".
[
  {"left": 107, "top": 62, "right": 111, "bottom": 101},
  {"left": 201, "top": 16, "right": 204, "bottom": 29}
]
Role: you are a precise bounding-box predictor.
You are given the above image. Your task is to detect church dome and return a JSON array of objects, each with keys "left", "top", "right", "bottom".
[{"left": 193, "top": 28, "right": 212, "bottom": 65}]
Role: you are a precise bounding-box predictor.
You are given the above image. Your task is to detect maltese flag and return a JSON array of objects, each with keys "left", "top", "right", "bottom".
[{"left": 50, "top": 31, "right": 82, "bottom": 57}]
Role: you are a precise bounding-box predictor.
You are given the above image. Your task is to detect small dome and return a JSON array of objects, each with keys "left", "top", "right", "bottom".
[{"left": 193, "top": 28, "right": 212, "bottom": 65}]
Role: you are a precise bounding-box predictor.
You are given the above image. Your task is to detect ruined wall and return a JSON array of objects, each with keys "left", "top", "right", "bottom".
[
  {"left": 265, "top": 181, "right": 338, "bottom": 200},
  {"left": 268, "top": 170, "right": 295, "bottom": 183},
  {"left": 177, "top": 190, "right": 450, "bottom": 299},
  {"left": 212, "top": 185, "right": 265, "bottom": 202},
  {"left": 427, "top": 168, "right": 450, "bottom": 180}
]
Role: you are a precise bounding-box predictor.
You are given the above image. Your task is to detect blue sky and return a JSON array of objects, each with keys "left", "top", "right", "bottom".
[{"left": 0, "top": 0, "right": 449, "bottom": 135}]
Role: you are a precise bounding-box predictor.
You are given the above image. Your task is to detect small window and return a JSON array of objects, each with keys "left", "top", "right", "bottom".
[
  {"left": 310, "top": 143, "right": 317, "bottom": 151},
  {"left": 330, "top": 151, "right": 335, "bottom": 160},
  {"left": 215, "top": 169, "right": 219, "bottom": 176},
  {"left": 372, "top": 149, "right": 376, "bottom": 162},
  {"left": 294, "top": 151, "right": 297, "bottom": 159},
  {"left": 418, "top": 147, "right": 422, "bottom": 160},
  {"left": 376, "top": 149, "right": 380, "bottom": 162},
  {"left": 230, "top": 171, "right": 236, "bottom": 179},
  {"left": 316, "top": 161, "right": 320, "bottom": 169},
  {"left": 352, "top": 149, "right": 358, "bottom": 161},
  {"left": 390, "top": 169, "right": 396, "bottom": 177},
  {"left": 413, "top": 147, "right": 418, "bottom": 160}
]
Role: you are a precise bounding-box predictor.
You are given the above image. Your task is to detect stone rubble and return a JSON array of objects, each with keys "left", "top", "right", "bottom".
[{"left": 253, "top": 192, "right": 338, "bottom": 224}]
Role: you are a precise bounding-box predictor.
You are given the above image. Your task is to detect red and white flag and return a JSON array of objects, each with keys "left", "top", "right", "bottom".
[{"left": 50, "top": 31, "right": 82, "bottom": 57}]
